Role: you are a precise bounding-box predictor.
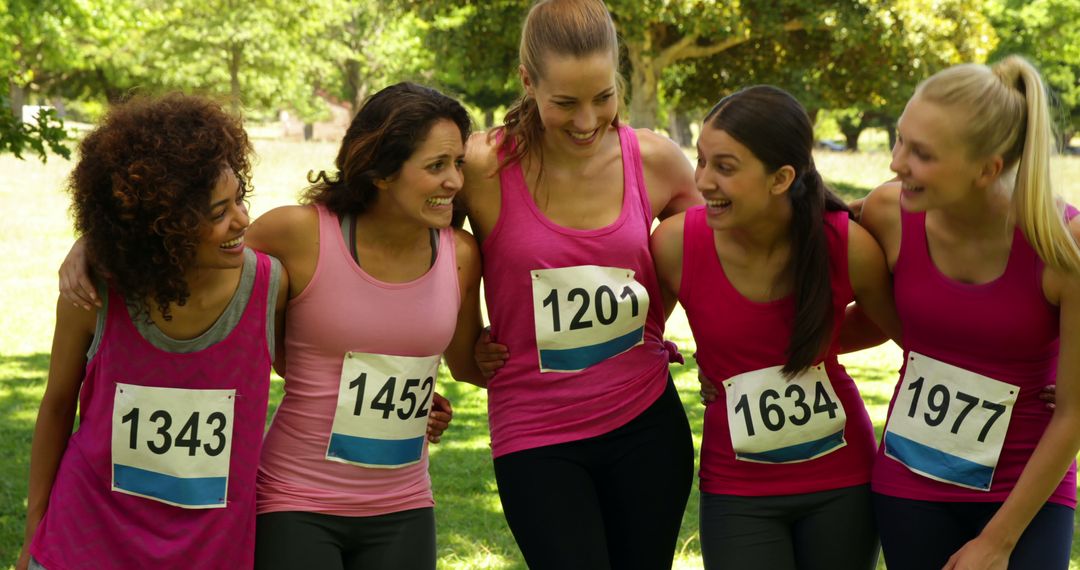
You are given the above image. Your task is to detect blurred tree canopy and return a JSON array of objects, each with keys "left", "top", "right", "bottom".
[{"left": 2, "top": 0, "right": 1078, "bottom": 160}]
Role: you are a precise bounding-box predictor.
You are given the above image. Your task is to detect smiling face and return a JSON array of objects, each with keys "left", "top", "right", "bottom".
[
  {"left": 524, "top": 50, "right": 618, "bottom": 157},
  {"left": 192, "top": 167, "right": 250, "bottom": 271},
  {"left": 695, "top": 124, "right": 780, "bottom": 230},
  {"left": 890, "top": 94, "right": 989, "bottom": 212},
  {"left": 373, "top": 119, "right": 465, "bottom": 228}
]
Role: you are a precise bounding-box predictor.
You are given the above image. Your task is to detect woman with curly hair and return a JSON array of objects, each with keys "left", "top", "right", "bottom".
[
  {"left": 19, "top": 93, "right": 289, "bottom": 569},
  {"left": 58, "top": 82, "right": 485, "bottom": 569}
]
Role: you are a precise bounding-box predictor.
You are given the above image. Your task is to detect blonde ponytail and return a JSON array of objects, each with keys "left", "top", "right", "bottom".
[{"left": 918, "top": 56, "right": 1080, "bottom": 275}]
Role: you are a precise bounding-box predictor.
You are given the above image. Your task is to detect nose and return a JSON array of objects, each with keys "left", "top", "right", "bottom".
[
  {"left": 694, "top": 166, "right": 713, "bottom": 195},
  {"left": 573, "top": 106, "right": 596, "bottom": 131},
  {"left": 444, "top": 164, "right": 464, "bottom": 191},
  {"left": 234, "top": 200, "right": 251, "bottom": 229},
  {"left": 888, "top": 140, "right": 906, "bottom": 175}
]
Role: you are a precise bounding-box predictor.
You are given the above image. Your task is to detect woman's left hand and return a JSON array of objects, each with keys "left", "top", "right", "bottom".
[
  {"left": 942, "top": 536, "right": 1010, "bottom": 570},
  {"left": 426, "top": 392, "right": 453, "bottom": 443}
]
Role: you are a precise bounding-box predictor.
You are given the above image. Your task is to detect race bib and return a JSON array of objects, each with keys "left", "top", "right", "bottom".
[
  {"left": 531, "top": 265, "right": 649, "bottom": 373},
  {"left": 723, "top": 364, "right": 847, "bottom": 463},
  {"left": 884, "top": 352, "right": 1018, "bottom": 491},
  {"left": 111, "top": 383, "right": 235, "bottom": 509},
  {"left": 327, "top": 352, "right": 439, "bottom": 469}
]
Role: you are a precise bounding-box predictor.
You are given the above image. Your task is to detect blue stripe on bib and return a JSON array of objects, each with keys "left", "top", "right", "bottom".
[
  {"left": 885, "top": 431, "right": 994, "bottom": 490},
  {"left": 113, "top": 464, "right": 227, "bottom": 506},
  {"left": 539, "top": 326, "right": 644, "bottom": 371},
  {"left": 327, "top": 433, "right": 425, "bottom": 467},
  {"left": 735, "top": 429, "right": 845, "bottom": 463}
]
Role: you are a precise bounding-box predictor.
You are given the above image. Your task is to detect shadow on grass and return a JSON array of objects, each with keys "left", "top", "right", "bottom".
[
  {"left": 0, "top": 352, "right": 49, "bottom": 568},
  {"left": 828, "top": 180, "right": 874, "bottom": 203}
]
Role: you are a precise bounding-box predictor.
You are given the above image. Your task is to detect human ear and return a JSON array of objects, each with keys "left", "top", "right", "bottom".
[
  {"left": 519, "top": 64, "right": 535, "bottom": 98},
  {"left": 975, "top": 155, "right": 1005, "bottom": 189},
  {"left": 769, "top": 165, "right": 797, "bottom": 196}
]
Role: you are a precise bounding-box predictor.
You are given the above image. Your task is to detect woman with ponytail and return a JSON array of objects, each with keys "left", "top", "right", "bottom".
[
  {"left": 651, "top": 85, "right": 902, "bottom": 570},
  {"left": 461, "top": 0, "right": 701, "bottom": 567},
  {"left": 860, "top": 55, "right": 1080, "bottom": 569}
]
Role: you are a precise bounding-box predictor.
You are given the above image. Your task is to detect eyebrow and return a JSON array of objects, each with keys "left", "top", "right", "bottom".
[
  {"left": 208, "top": 197, "right": 231, "bottom": 211},
  {"left": 553, "top": 87, "right": 616, "bottom": 101},
  {"left": 423, "top": 152, "right": 463, "bottom": 163},
  {"left": 696, "top": 146, "right": 740, "bottom": 162}
]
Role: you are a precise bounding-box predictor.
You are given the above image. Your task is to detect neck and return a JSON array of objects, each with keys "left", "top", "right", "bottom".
[
  {"left": 724, "top": 199, "right": 794, "bottom": 257},
  {"left": 934, "top": 181, "right": 1013, "bottom": 237},
  {"left": 355, "top": 206, "right": 431, "bottom": 251}
]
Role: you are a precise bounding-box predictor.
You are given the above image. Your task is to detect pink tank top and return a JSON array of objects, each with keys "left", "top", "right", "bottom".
[
  {"left": 257, "top": 204, "right": 460, "bottom": 516},
  {"left": 681, "top": 207, "right": 876, "bottom": 496},
  {"left": 31, "top": 251, "right": 273, "bottom": 569},
  {"left": 872, "top": 207, "right": 1077, "bottom": 507},
  {"left": 482, "top": 125, "right": 674, "bottom": 458}
]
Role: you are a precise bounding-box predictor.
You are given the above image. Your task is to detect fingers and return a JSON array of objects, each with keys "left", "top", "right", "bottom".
[
  {"left": 1040, "top": 384, "right": 1057, "bottom": 410},
  {"left": 426, "top": 392, "right": 453, "bottom": 443},
  {"left": 59, "top": 267, "right": 100, "bottom": 311},
  {"left": 697, "top": 369, "right": 720, "bottom": 404},
  {"left": 474, "top": 328, "right": 509, "bottom": 379}
]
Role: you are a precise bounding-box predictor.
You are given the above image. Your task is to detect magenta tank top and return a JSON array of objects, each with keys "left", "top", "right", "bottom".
[
  {"left": 481, "top": 125, "right": 674, "bottom": 458},
  {"left": 257, "top": 204, "right": 460, "bottom": 516},
  {"left": 681, "top": 206, "right": 876, "bottom": 496},
  {"left": 872, "top": 207, "right": 1077, "bottom": 507},
  {"left": 30, "top": 251, "right": 273, "bottom": 569}
]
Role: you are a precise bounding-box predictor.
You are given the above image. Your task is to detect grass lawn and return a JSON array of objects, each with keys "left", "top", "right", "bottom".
[{"left": 1, "top": 141, "right": 1079, "bottom": 568}]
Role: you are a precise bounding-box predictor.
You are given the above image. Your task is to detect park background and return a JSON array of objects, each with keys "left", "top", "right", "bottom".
[{"left": 2, "top": 0, "right": 1080, "bottom": 568}]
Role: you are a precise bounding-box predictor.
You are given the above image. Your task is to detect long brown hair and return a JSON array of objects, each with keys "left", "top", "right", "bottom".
[
  {"left": 705, "top": 86, "right": 852, "bottom": 376},
  {"left": 496, "top": 0, "right": 623, "bottom": 173}
]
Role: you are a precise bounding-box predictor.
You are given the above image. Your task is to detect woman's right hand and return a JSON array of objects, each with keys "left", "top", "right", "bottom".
[
  {"left": 699, "top": 369, "right": 719, "bottom": 405},
  {"left": 58, "top": 236, "right": 99, "bottom": 310},
  {"left": 474, "top": 327, "right": 509, "bottom": 379}
]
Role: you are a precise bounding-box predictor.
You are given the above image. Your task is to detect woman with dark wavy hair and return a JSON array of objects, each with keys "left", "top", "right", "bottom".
[
  {"left": 244, "top": 81, "right": 486, "bottom": 570},
  {"left": 651, "top": 85, "right": 901, "bottom": 570},
  {"left": 20, "top": 93, "right": 289, "bottom": 569}
]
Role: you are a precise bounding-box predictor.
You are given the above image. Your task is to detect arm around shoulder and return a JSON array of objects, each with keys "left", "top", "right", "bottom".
[
  {"left": 843, "top": 219, "right": 902, "bottom": 351},
  {"left": 857, "top": 181, "right": 903, "bottom": 268},
  {"left": 636, "top": 128, "right": 701, "bottom": 220},
  {"left": 650, "top": 212, "right": 687, "bottom": 319}
]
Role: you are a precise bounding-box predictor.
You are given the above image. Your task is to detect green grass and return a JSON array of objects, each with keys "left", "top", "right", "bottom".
[{"left": 1, "top": 144, "right": 1079, "bottom": 568}]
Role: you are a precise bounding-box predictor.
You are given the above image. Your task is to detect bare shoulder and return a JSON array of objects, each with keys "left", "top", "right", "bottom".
[
  {"left": 650, "top": 211, "right": 688, "bottom": 263},
  {"left": 464, "top": 131, "right": 500, "bottom": 181},
  {"left": 452, "top": 227, "right": 481, "bottom": 264},
  {"left": 861, "top": 181, "right": 902, "bottom": 229},
  {"left": 635, "top": 127, "right": 688, "bottom": 170},
  {"left": 251, "top": 204, "right": 317, "bottom": 238},
  {"left": 246, "top": 204, "right": 318, "bottom": 261}
]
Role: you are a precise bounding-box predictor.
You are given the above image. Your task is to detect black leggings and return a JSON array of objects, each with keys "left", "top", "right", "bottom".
[
  {"left": 493, "top": 379, "right": 694, "bottom": 570},
  {"left": 700, "top": 484, "right": 878, "bottom": 570},
  {"left": 254, "top": 508, "right": 436, "bottom": 570},
  {"left": 873, "top": 493, "right": 1075, "bottom": 569}
]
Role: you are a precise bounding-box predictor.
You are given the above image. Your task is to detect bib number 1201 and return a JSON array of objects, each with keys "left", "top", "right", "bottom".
[{"left": 541, "top": 285, "right": 639, "bottom": 332}]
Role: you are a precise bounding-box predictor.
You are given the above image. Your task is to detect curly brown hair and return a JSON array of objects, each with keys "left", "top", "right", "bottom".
[{"left": 70, "top": 93, "right": 253, "bottom": 320}]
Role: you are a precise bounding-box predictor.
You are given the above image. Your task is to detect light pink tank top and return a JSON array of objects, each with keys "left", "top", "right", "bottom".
[
  {"left": 481, "top": 125, "right": 675, "bottom": 458},
  {"left": 256, "top": 204, "right": 460, "bottom": 516}
]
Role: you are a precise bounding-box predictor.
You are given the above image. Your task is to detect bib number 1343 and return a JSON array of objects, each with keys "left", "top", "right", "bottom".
[
  {"left": 531, "top": 265, "right": 649, "bottom": 373},
  {"left": 327, "top": 352, "right": 440, "bottom": 469}
]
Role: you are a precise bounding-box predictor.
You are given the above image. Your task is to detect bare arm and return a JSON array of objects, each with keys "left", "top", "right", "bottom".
[
  {"left": 245, "top": 205, "right": 319, "bottom": 300},
  {"left": 18, "top": 299, "right": 95, "bottom": 569},
  {"left": 271, "top": 263, "right": 289, "bottom": 377},
  {"left": 442, "top": 229, "right": 487, "bottom": 387},
  {"left": 844, "top": 219, "right": 903, "bottom": 351},
  {"left": 638, "top": 129, "right": 703, "bottom": 220},
  {"left": 649, "top": 212, "right": 687, "bottom": 320}
]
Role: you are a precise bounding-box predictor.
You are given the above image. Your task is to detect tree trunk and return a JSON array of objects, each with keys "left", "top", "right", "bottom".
[
  {"left": 484, "top": 108, "right": 495, "bottom": 130},
  {"left": 884, "top": 123, "right": 897, "bottom": 151},
  {"left": 9, "top": 82, "right": 25, "bottom": 118},
  {"left": 668, "top": 109, "right": 693, "bottom": 147},
  {"left": 228, "top": 43, "right": 243, "bottom": 114},
  {"left": 627, "top": 51, "right": 658, "bottom": 129},
  {"left": 303, "top": 123, "right": 314, "bottom": 141}
]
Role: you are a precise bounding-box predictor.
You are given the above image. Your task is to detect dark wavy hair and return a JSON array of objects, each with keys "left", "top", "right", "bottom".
[
  {"left": 70, "top": 93, "right": 252, "bottom": 320},
  {"left": 302, "top": 82, "right": 471, "bottom": 219},
  {"left": 704, "top": 85, "right": 852, "bottom": 376}
]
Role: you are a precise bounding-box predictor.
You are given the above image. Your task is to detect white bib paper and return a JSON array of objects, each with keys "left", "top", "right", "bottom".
[
  {"left": 531, "top": 265, "right": 649, "bottom": 373},
  {"left": 327, "top": 352, "right": 440, "bottom": 469},
  {"left": 111, "top": 383, "right": 235, "bottom": 509},
  {"left": 884, "top": 352, "right": 1018, "bottom": 491},
  {"left": 723, "top": 364, "right": 847, "bottom": 463}
]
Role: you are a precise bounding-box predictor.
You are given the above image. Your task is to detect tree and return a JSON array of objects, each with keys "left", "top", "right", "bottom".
[{"left": 988, "top": 0, "right": 1080, "bottom": 148}]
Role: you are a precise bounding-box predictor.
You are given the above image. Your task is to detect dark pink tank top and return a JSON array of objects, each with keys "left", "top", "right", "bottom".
[
  {"left": 681, "top": 206, "right": 876, "bottom": 495},
  {"left": 482, "top": 125, "right": 673, "bottom": 458},
  {"left": 872, "top": 207, "right": 1077, "bottom": 507},
  {"left": 31, "top": 251, "right": 273, "bottom": 569}
]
